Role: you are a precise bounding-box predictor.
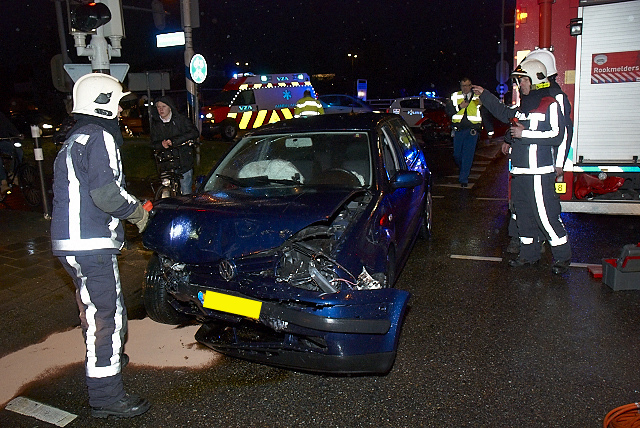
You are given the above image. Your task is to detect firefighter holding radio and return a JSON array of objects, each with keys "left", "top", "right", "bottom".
[{"left": 472, "top": 60, "right": 572, "bottom": 275}]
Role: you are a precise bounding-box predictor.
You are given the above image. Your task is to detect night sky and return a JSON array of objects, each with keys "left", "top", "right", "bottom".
[{"left": 1, "top": 0, "right": 516, "bottom": 114}]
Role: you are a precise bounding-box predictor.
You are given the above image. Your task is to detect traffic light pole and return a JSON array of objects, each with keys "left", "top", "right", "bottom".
[
  {"left": 182, "top": 0, "right": 200, "bottom": 166},
  {"left": 182, "top": 0, "right": 198, "bottom": 126}
]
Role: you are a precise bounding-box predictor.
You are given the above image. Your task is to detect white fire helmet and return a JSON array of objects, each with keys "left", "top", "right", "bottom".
[
  {"left": 72, "top": 73, "right": 130, "bottom": 119},
  {"left": 511, "top": 59, "right": 549, "bottom": 90},
  {"left": 523, "top": 49, "right": 558, "bottom": 77}
]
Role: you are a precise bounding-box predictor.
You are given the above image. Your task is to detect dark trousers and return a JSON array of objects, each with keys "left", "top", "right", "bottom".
[
  {"left": 452, "top": 128, "right": 479, "bottom": 184},
  {"left": 59, "top": 254, "right": 127, "bottom": 407},
  {"left": 511, "top": 173, "right": 571, "bottom": 263}
]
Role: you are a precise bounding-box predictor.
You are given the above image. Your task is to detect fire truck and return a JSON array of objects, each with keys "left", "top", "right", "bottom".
[
  {"left": 200, "top": 73, "right": 316, "bottom": 141},
  {"left": 513, "top": 0, "right": 640, "bottom": 214}
]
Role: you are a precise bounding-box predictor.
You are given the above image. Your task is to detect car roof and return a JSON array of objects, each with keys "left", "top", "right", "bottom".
[
  {"left": 318, "top": 94, "right": 357, "bottom": 99},
  {"left": 245, "top": 112, "right": 400, "bottom": 136},
  {"left": 390, "top": 96, "right": 446, "bottom": 105}
]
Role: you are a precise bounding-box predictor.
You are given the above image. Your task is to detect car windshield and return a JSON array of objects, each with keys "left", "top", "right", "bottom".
[{"left": 204, "top": 132, "right": 372, "bottom": 192}]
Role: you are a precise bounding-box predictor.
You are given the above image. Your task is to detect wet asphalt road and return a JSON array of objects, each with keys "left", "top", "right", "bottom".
[{"left": 1, "top": 137, "right": 639, "bottom": 427}]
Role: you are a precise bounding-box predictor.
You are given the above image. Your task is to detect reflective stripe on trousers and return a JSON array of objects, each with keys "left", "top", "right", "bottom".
[
  {"left": 59, "top": 254, "right": 127, "bottom": 407},
  {"left": 511, "top": 173, "right": 571, "bottom": 262}
]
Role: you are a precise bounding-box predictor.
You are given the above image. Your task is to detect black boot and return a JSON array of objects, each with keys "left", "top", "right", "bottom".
[
  {"left": 508, "top": 258, "right": 540, "bottom": 268},
  {"left": 551, "top": 260, "right": 571, "bottom": 275},
  {"left": 91, "top": 393, "right": 151, "bottom": 418}
]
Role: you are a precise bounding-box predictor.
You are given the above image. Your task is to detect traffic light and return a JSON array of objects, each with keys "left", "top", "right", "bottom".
[{"left": 71, "top": 2, "right": 111, "bottom": 33}]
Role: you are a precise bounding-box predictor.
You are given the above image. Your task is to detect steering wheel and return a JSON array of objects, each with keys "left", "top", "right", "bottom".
[{"left": 316, "top": 168, "right": 361, "bottom": 187}]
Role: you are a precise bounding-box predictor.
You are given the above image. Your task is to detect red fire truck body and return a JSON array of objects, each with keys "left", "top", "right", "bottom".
[{"left": 513, "top": 0, "right": 640, "bottom": 215}]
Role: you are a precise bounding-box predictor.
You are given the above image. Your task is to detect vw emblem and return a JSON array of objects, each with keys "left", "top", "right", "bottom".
[{"left": 219, "top": 259, "right": 237, "bottom": 281}]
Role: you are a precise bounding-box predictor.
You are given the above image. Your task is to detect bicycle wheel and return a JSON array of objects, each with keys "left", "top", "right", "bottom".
[
  {"left": 155, "top": 184, "right": 178, "bottom": 200},
  {"left": 18, "top": 164, "right": 42, "bottom": 206}
]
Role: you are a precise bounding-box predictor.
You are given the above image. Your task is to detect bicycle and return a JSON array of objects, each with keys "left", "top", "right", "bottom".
[
  {"left": 0, "top": 137, "right": 42, "bottom": 207},
  {"left": 152, "top": 139, "right": 198, "bottom": 200}
]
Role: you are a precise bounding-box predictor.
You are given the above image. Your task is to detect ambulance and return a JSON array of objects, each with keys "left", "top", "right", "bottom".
[{"left": 200, "top": 73, "right": 316, "bottom": 141}]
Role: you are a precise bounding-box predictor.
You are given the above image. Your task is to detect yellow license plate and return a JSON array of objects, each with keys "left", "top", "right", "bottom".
[
  {"left": 202, "top": 291, "right": 262, "bottom": 319},
  {"left": 555, "top": 182, "right": 567, "bottom": 194}
]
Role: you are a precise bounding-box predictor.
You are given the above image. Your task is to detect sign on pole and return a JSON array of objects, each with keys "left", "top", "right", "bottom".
[
  {"left": 64, "top": 63, "right": 130, "bottom": 82},
  {"left": 190, "top": 54, "right": 207, "bottom": 84},
  {"left": 127, "top": 72, "right": 170, "bottom": 91}
]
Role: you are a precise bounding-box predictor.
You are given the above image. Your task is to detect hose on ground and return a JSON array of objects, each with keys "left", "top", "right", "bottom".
[{"left": 604, "top": 402, "right": 640, "bottom": 428}]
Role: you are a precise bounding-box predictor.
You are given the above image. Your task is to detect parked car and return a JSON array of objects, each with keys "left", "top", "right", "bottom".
[
  {"left": 142, "top": 113, "right": 432, "bottom": 375},
  {"left": 318, "top": 94, "right": 373, "bottom": 114},
  {"left": 388, "top": 96, "right": 451, "bottom": 142},
  {"left": 10, "top": 109, "right": 61, "bottom": 138}
]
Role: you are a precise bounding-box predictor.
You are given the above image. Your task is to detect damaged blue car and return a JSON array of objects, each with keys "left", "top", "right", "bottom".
[{"left": 142, "top": 113, "right": 432, "bottom": 374}]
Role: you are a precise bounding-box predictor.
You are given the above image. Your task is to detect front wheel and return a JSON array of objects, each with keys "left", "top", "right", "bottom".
[
  {"left": 18, "top": 164, "right": 42, "bottom": 207},
  {"left": 221, "top": 120, "right": 239, "bottom": 141},
  {"left": 143, "top": 253, "right": 191, "bottom": 325},
  {"left": 384, "top": 247, "right": 396, "bottom": 288},
  {"left": 418, "top": 190, "right": 433, "bottom": 239}
]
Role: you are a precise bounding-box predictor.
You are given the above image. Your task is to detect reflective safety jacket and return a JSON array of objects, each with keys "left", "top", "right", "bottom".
[
  {"left": 548, "top": 82, "right": 573, "bottom": 169},
  {"left": 294, "top": 96, "right": 324, "bottom": 117},
  {"left": 51, "top": 122, "right": 139, "bottom": 255},
  {"left": 449, "top": 91, "right": 482, "bottom": 127},
  {"left": 479, "top": 90, "right": 565, "bottom": 175}
]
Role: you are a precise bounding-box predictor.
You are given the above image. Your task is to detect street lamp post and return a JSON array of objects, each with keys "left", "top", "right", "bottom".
[
  {"left": 348, "top": 53, "right": 358, "bottom": 74},
  {"left": 348, "top": 53, "right": 358, "bottom": 95}
]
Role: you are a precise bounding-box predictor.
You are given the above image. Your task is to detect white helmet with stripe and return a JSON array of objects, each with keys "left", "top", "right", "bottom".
[
  {"left": 511, "top": 59, "right": 549, "bottom": 90},
  {"left": 523, "top": 49, "right": 558, "bottom": 77},
  {"left": 72, "top": 73, "right": 130, "bottom": 119}
]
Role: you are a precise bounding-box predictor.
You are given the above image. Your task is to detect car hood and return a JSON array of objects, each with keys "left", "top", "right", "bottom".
[{"left": 143, "top": 188, "right": 362, "bottom": 264}]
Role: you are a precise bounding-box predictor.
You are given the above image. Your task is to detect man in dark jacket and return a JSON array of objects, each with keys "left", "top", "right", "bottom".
[
  {"left": 472, "top": 59, "right": 572, "bottom": 275},
  {"left": 150, "top": 96, "right": 200, "bottom": 195},
  {"left": 51, "top": 73, "right": 151, "bottom": 418}
]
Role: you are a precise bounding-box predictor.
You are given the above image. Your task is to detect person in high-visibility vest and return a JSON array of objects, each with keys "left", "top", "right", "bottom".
[
  {"left": 294, "top": 90, "right": 324, "bottom": 117},
  {"left": 446, "top": 78, "right": 483, "bottom": 187}
]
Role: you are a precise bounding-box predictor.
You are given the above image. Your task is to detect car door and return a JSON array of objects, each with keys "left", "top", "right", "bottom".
[
  {"left": 394, "top": 98, "right": 422, "bottom": 127},
  {"left": 389, "top": 119, "right": 425, "bottom": 242},
  {"left": 379, "top": 122, "right": 416, "bottom": 258}
]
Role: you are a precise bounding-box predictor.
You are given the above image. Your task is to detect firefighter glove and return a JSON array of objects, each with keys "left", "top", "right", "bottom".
[{"left": 127, "top": 203, "right": 149, "bottom": 233}]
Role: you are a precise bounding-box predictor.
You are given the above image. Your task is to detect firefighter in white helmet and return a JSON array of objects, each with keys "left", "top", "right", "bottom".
[
  {"left": 472, "top": 60, "right": 572, "bottom": 275},
  {"left": 521, "top": 49, "right": 573, "bottom": 177},
  {"left": 51, "top": 72, "right": 151, "bottom": 418},
  {"left": 505, "top": 49, "right": 574, "bottom": 255}
]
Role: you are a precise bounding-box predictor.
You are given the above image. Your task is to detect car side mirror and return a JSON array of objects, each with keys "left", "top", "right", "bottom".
[{"left": 391, "top": 170, "right": 423, "bottom": 189}]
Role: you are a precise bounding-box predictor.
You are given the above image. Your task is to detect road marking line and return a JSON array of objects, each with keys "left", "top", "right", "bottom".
[
  {"left": 450, "top": 254, "right": 503, "bottom": 262},
  {"left": 5, "top": 397, "right": 76, "bottom": 427},
  {"left": 569, "top": 262, "right": 592, "bottom": 268},
  {"left": 450, "top": 256, "right": 595, "bottom": 269},
  {"left": 437, "top": 183, "right": 475, "bottom": 188}
]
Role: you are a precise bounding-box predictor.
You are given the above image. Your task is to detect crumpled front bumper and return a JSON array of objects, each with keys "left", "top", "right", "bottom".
[{"left": 191, "top": 287, "right": 410, "bottom": 374}]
